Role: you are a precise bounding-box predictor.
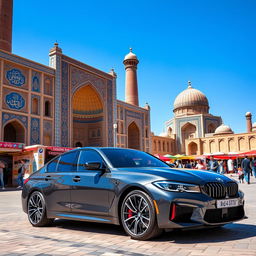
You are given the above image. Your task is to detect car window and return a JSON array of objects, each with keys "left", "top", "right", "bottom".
[
  {"left": 101, "top": 148, "right": 169, "bottom": 168},
  {"left": 78, "top": 150, "right": 104, "bottom": 171},
  {"left": 56, "top": 151, "right": 78, "bottom": 172},
  {"left": 47, "top": 157, "right": 60, "bottom": 173}
]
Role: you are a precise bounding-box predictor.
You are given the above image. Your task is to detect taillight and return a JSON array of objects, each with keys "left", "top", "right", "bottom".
[
  {"left": 170, "top": 203, "right": 176, "bottom": 221},
  {"left": 23, "top": 177, "right": 30, "bottom": 185}
]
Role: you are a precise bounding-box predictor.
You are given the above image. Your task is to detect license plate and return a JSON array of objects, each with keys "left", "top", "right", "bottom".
[{"left": 217, "top": 199, "right": 239, "bottom": 208}]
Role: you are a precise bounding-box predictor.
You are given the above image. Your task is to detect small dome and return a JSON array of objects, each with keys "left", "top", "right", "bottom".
[
  {"left": 124, "top": 48, "right": 138, "bottom": 61},
  {"left": 174, "top": 82, "right": 209, "bottom": 111},
  {"left": 245, "top": 112, "right": 252, "bottom": 117},
  {"left": 214, "top": 124, "right": 234, "bottom": 135}
]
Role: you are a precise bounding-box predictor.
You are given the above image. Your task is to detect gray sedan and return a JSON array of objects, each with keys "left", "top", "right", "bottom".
[{"left": 22, "top": 148, "right": 245, "bottom": 240}]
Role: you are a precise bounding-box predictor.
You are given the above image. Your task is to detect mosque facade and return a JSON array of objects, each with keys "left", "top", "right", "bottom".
[{"left": 0, "top": 0, "right": 150, "bottom": 154}]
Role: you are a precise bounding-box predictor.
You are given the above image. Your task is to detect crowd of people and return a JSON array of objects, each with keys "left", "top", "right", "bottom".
[
  {"left": 0, "top": 159, "right": 27, "bottom": 190},
  {"left": 171, "top": 156, "right": 256, "bottom": 184}
]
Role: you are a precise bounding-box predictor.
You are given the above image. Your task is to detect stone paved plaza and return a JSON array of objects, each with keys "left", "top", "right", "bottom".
[{"left": 1, "top": 175, "right": 256, "bottom": 256}]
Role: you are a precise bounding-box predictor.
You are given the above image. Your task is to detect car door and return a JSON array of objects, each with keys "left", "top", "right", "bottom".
[
  {"left": 43, "top": 151, "right": 79, "bottom": 214},
  {"left": 70, "top": 149, "right": 115, "bottom": 216}
]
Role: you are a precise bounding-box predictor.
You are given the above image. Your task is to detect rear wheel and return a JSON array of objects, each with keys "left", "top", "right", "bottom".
[
  {"left": 120, "top": 190, "right": 162, "bottom": 240},
  {"left": 28, "top": 191, "right": 53, "bottom": 227}
]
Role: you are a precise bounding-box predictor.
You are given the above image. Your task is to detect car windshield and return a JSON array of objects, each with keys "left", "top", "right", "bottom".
[{"left": 101, "top": 148, "right": 169, "bottom": 168}]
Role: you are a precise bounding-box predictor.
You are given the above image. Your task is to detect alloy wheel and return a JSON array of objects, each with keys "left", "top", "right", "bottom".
[
  {"left": 122, "top": 193, "right": 151, "bottom": 236},
  {"left": 28, "top": 193, "right": 44, "bottom": 225}
]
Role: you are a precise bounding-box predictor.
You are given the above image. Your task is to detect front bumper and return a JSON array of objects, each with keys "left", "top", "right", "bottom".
[{"left": 151, "top": 185, "right": 245, "bottom": 229}]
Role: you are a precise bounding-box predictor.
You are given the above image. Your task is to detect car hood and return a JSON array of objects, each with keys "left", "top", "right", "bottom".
[{"left": 116, "top": 167, "right": 233, "bottom": 185}]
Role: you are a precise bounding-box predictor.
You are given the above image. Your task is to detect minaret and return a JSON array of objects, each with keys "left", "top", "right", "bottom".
[
  {"left": 0, "top": 0, "right": 13, "bottom": 52},
  {"left": 245, "top": 112, "right": 252, "bottom": 133},
  {"left": 123, "top": 48, "right": 139, "bottom": 106}
]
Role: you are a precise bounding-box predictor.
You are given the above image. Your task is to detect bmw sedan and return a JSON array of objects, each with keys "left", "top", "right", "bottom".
[{"left": 22, "top": 148, "right": 245, "bottom": 240}]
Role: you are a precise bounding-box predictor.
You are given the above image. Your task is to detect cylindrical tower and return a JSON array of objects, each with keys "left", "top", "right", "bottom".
[
  {"left": 245, "top": 112, "right": 252, "bottom": 133},
  {"left": 0, "top": 0, "right": 13, "bottom": 52},
  {"left": 123, "top": 48, "right": 139, "bottom": 106}
]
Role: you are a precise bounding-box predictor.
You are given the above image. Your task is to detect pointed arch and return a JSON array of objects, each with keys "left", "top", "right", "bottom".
[
  {"left": 128, "top": 122, "right": 140, "bottom": 150},
  {"left": 181, "top": 122, "right": 197, "bottom": 152},
  {"left": 188, "top": 142, "right": 198, "bottom": 155},
  {"left": 3, "top": 119, "right": 25, "bottom": 143},
  {"left": 72, "top": 84, "right": 105, "bottom": 147}
]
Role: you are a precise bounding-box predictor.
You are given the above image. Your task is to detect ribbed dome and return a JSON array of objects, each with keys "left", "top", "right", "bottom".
[
  {"left": 124, "top": 48, "right": 138, "bottom": 61},
  {"left": 174, "top": 83, "right": 209, "bottom": 111},
  {"left": 214, "top": 124, "right": 234, "bottom": 135}
]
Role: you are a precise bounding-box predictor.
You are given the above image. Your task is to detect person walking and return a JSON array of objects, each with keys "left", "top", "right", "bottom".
[
  {"left": 227, "top": 158, "right": 234, "bottom": 173},
  {"left": 208, "top": 156, "right": 219, "bottom": 172},
  {"left": 17, "top": 160, "right": 26, "bottom": 189},
  {"left": 251, "top": 157, "right": 256, "bottom": 178},
  {"left": 242, "top": 156, "right": 251, "bottom": 184},
  {"left": 218, "top": 160, "right": 224, "bottom": 174},
  {"left": 0, "top": 160, "right": 5, "bottom": 190}
]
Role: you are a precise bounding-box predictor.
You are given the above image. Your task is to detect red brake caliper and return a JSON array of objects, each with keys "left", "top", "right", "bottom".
[{"left": 128, "top": 209, "right": 133, "bottom": 218}]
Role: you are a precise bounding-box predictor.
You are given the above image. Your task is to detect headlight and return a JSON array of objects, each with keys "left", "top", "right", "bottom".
[{"left": 153, "top": 181, "right": 201, "bottom": 193}]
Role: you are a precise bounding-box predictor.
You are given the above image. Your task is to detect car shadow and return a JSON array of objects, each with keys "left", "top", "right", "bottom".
[
  {"left": 53, "top": 219, "right": 256, "bottom": 242},
  {"left": 153, "top": 223, "right": 256, "bottom": 243},
  {"left": 53, "top": 219, "right": 125, "bottom": 236}
]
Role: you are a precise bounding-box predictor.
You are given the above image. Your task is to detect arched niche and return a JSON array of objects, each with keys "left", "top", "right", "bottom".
[
  {"left": 128, "top": 122, "right": 140, "bottom": 150},
  {"left": 72, "top": 85, "right": 104, "bottom": 147},
  {"left": 3, "top": 120, "right": 25, "bottom": 143}
]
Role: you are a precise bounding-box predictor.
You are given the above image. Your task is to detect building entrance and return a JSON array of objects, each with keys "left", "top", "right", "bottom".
[{"left": 72, "top": 85, "right": 105, "bottom": 147}]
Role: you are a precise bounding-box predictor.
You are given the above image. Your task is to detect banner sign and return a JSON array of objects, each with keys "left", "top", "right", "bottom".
[{"left": 0, "top": 142, "right": 24, "bottom": 149}]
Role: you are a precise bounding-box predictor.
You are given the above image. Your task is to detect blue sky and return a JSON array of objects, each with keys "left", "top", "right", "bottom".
[{"left": 13, "top": 0, "right": 256, "bottom": 134}]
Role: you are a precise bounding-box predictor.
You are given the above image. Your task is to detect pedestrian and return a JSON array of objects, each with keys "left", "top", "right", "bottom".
[
  {"left": 17, "top": 160, "right": 26, "bottom": 189},
  {"left": 241, "top": 156, "right": 251, "bottom": 184},
  {"left": 195, "top": 159, "right": 206, "bottom": 170},
  {"left": 217, "top": 160, "right": 224, "bottom": 174},
  {"left": 208, "top": 156, "right": 219, "bottom": 172},
  {"left": 0, "top": 160, "right": 5, "bottom": 190},
  {"left": 251, "top": 157, "right": 256, "bottom": 178},
  {"left": 237, "top": 166, "right": 244, "bottom": 183},
  {"left": 227, "top": 158, "right": 234, "bottom": 173},
  {"left": 185, "top": 161, "right": 192, "bottom": 169}
]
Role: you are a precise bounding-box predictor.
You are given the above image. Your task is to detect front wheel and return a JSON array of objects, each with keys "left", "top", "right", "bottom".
[
  {"left": 120, "top": 190, "right": 162, "bottom": 240},
  {"left": 27, "top": 191, "right": 53, "bottom": 227}
]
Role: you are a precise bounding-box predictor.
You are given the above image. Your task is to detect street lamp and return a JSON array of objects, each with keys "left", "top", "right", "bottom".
[{"left": 113, "top": 123, "right": 118, "bottom": 147}]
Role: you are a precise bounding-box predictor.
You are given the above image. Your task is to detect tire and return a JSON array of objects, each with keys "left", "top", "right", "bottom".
[
  {"left": 120, "top": 190, "right": 162, "bottom": 240},
  {"left": 27, "top": 191, "right": 53, "bottom": 227}
]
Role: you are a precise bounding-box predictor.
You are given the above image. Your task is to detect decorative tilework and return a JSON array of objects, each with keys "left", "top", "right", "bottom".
[
  {"left": 62, "top": 55, "right": 112, "bottom": 80},
  {"left": 107, "top": 80, "right": 114, "bottom": 146},
  {"left": 0, "top": 50, "right": 55, "bottom": 75},
  {"left": 31, "top": 71, "right": 41, "bottom": 92},
  {"left": 43, "top": 120, "right": 52, "bottom": 134},
  {"left": 6, "top": 68, "right": 25, "bottom": 86},
  {"left": 2, "top": 112, "right": 28, "bottom": 128},
  {"left": 30, "top": 118, "right": 40, "bottom": 145},
  {"left": 70, "top": 66, "right": 106, "bottom": 100},
  {"left": 53, "top": 54, "right": 61, "bottom": 146},
  {"left": 61, "top": 61, "right": 69, "bottom": 147},
  {"left": 5, "top": 92, "right": 25, "bottom": 110}
]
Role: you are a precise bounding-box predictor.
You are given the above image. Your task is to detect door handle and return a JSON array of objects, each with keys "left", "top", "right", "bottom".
[
  {"left": 73, "top": 176, "right": 81, "bottom": 182},
  {"left": 45, "top": 175, "right": 52, "bottom": 181}
]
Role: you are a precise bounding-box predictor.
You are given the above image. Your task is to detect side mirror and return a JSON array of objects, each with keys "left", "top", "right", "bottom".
[{"left": 84, "top": 162, "right": 104, "bottom": 171}]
